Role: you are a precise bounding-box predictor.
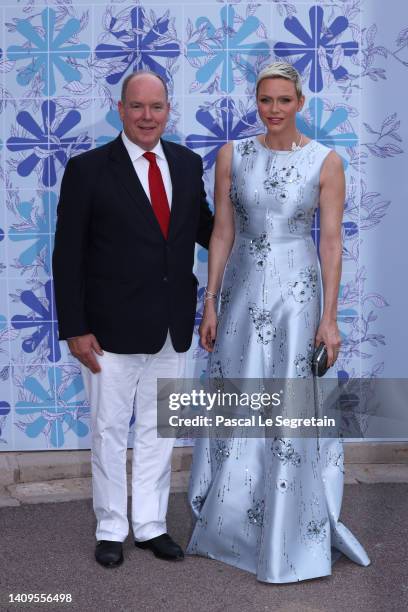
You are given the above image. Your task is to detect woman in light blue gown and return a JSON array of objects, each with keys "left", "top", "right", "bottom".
[{"left": 187, "top": 62, "right": 370, "bottom": 583}]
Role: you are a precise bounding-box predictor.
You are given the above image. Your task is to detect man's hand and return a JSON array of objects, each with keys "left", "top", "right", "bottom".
[{"left": 67, "top": 334, "right": 103, "bottom": 373}]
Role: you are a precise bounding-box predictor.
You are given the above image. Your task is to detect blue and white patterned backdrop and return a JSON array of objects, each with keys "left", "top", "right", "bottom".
[{"left": 0, "top": 0, "right": 407, "bottom": 450}]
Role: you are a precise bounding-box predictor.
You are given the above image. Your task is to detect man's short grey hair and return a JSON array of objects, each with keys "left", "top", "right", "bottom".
[
  {"left": 121, "top": 71, "right": 169, "bottom": 103},
  {"left": 256, "top": 62, "right": 303, "bottom": 99}
]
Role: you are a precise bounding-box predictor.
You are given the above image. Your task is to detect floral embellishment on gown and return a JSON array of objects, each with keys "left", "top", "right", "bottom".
[
  {"left": 301, "top": 266, "right": 318, "bottom": 284},
  {"left": 210, "top": 359, "right": 224, "bottom": 378},
  {"left": 192, "top": 495, "right": 205, "bottom": 512},
  {"left": 249, "top": 233, "right": 271, "bottom": 269},
  {"left": 288, "top": 266, "right": 318, "bottom": 303},
  {"left": 279, "top": 165, "right": 302, "bottom": 185},
  {"left": 288, "top": 207, "right": 313, "bottom": 234},
  {"left": 306, "top": 519, "right": 328, "bottom": 543},
  {"left": 247, "top": 499, "right": 265, "bottom": 526},
  {"left": 272, "top": 438, "right": 301, "bottom": 467},
  {"left": 219, "top": 287, "right": 232, "bottom": 320},
  {"left": 235, "top": 201, "right": 250, "bottom": 231},
  {"left": 248, "top": 304, "right": 277, "bottom": 345},
  {"left": 294, "top": 340, "right": 314, "bottom": 377},
  {"left": 215, "top": 440, "right": 230, "bottom": 463},
  {"left": 263, "top": 175, "right": 280, "bottom": 192},
  {"left": 237, "top": 139, "right": 257, "bottom": 156},
  {"left": 276, "top": 478, "right": 289, "bottom": 493},
  {"left": 327, "top": 449, "right": 345, "bottom": 473},
  {"left": 230, "top": 180, "right": 250, "bottom": 232},
  {"left": 264, "top": 165, "right": 302, "bottom": 202},
  {"left": 209, "top": 359, "right": 225, "bottom": 391},
  {"left": 294, "top": 353, "right": 311, "bottom": 377}
]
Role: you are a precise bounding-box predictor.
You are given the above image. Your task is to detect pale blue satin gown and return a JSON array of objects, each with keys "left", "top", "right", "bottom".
[{"left": 187, "top": 137, "right": 370, "bottom": 583}]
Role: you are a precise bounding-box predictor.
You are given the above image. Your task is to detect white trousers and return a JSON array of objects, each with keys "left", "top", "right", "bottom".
[{"left": 81, "top": 333, "right": 185, "bottom": 542}]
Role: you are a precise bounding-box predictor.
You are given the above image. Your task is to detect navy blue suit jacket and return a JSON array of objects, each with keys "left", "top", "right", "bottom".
[{"left": 52, "top": 135, "right": 213, "bottom": 353}]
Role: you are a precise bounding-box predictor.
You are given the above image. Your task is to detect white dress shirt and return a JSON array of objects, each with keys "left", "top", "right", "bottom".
[{"left": 121, "top": 131, "right": 173, "bottom": 209}]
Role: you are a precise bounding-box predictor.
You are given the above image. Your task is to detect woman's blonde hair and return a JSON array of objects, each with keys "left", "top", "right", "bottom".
[{"left": 256, "top": 62, "right": 303, "bottom": 99}]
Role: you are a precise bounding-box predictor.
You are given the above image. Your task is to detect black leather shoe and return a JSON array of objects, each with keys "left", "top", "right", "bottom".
[
  {"left": 95, "top": 540, "right": 124, "bottom": 568},
  {"left": 135, "top": 533, "right": 184, "bottom": 561}
]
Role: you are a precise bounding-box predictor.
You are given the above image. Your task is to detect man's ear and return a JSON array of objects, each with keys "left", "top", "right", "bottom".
[{"left": 118, "top": 100, "right": 124, "bottom": 121}]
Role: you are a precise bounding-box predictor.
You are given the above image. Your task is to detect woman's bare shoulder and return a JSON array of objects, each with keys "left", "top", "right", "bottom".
[
  {"left": 218, "top": 141, "right": 234, "bottom": 157},
  {"left": 321, "top": 149, "right": 344, "bottom": 175},
  {"left": 216, "top": 142, "right": 234, "bottom": 171}
]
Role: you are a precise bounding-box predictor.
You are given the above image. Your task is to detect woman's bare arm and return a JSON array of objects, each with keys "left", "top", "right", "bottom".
[
  {"left": 316, "top": 150, "right": 344, "bottom": 366},
  {"left": 200, "top": 143, "right": 235, "bottom": 350}
]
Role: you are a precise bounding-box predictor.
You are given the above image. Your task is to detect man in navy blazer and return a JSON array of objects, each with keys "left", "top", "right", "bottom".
[{"left": 52, "top": 71, "right": 213, "bottom": 567}]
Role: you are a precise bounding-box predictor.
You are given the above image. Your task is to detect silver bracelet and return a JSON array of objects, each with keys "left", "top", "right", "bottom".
[{"left": 204, "top": 288, "right": 218, "bottom": 301}]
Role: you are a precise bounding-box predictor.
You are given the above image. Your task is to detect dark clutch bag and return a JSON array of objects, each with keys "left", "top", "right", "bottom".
[{"left": 312, "top": 342, "right": 329, "bottom": 377}]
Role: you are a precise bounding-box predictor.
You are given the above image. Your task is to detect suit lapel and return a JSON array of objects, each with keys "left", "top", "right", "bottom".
[{"left": 108, "top": 135, "right": 163, "bottom": 236}]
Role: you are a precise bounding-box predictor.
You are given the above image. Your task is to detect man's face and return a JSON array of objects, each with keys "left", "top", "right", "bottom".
[{"left": 118, "top": 74, "right": 170, "bottom": 150}]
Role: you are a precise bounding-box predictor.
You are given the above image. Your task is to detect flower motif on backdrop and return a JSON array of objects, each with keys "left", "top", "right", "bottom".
[
  {"left": 0, "top": 309, "right": 15, "bottom": 376},
  {"left": 297, "top": 97, "right": 358, "bottom": 168},
  {"left": 8, "top": 192, "right": 57, "bottom": 277},
  {"left": 95, "top": 109, "right": 123, "bottom": 147},
  {"left": 11, "top": 280, "right": 60, "bottom": 363},
  {"left": 0, "top": 0, "right": 402, "bottom": 447},
  {"left": 348, "top": 177, "right": 391, "bottom": 233},
  {"left": 186, "top": 5, "right": 269, "bottom": 93},
  {"left": 337, "top": 267, "right": 388, "bottom": 371},
  {"left": 95, "top": 6, "right": 180, "bottom": 86},
  {"left": 0, "top": 228, "right": 5, "bottom": 275},
  {"left": 0, "top": 402, "right": 11, "bottom": 443},
  {"left": 274, "top": 5, "right": 358, "bottom": 92},
  {"left": 340, "top": 176, "right": 391, "bottom": 267},
  {"left": 14, "top": 367, "right": 89, "bottom": 448},
  {"left": 6, "top": 100, "right": 91, "bottom": 187},
  {"left": 186, "top": 97, "right": 260, "bottom": 170},
  {"left": 186, "top": 95, "right": 358, "bottom": 172},
  {"left": 270, "top": 0, "right": 298, "bottom": 20},
  {"left": 6, "top": 8, "right": 90, "bottom": 96},
  {"left": 336, "top": 23, "right": 408, "bottom": 98},
  {"left": 362, "top": 113, "right": 403, "bottom": 159},
  {"left": 194, "top": 287, "right": 206, "bottom": 337}
]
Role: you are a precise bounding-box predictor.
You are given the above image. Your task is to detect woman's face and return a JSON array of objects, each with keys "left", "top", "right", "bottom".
[{"left": 257, "top": 77, "right": 305, "bottom": 134}]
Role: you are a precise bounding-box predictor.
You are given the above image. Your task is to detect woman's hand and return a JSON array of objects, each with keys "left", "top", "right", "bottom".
[
  {"left": 199, "top": 301, "right": 218, "bottom": 352},
  {"left": 315, "top": 318, "right": 341, "bottom": 368}
]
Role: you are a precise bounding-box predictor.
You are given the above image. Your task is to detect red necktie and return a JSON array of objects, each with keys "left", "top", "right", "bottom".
[{"left": 143, "top": 152, "right": 170, "bottom": 239}]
